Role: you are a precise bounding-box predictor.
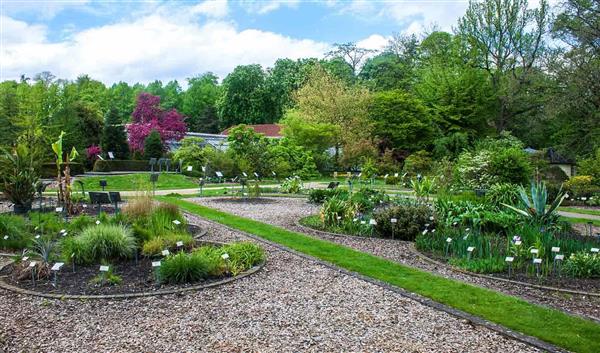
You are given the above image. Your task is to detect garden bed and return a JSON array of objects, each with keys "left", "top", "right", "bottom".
[{"left": 210, "top": 197, "right": 279, "bottom": 205}]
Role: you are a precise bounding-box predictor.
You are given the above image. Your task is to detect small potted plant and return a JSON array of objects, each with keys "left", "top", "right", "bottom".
[{"left": 0, "top": 144, "right": 41, "bottom": 214}]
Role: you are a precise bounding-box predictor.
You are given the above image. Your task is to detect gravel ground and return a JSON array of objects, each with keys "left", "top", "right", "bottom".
[
  {"left": 191, "top": 196, "right": 600, "bottom": 322},
  {"left": 0, "top": 215, "right": 541, "bottom": 353}
]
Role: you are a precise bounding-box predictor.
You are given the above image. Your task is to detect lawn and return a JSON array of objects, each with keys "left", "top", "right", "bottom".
[
  {"left": 561, "top": 216, "right": 600, "bottom": 227},
  {"left": 159, "top": 196, "right": 600, "bottom": 353},
  {"left": 559, "top": 207, "right": 600, "bottom": 217},
  {"left": 72, "top": 173, "right": 198, "bottom": 191}
]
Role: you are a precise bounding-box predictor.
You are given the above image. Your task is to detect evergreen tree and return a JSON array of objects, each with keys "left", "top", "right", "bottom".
[
  {"left": 101, "top": 107, "right": 129, "bottom": 159},
  {"left": 143, "top": 130, "right": 163, "bottom": 159}
]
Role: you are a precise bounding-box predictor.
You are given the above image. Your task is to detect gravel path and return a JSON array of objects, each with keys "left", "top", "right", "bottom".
[
  {"left": 191, "top": 197, "right": 600, "bottom": 322},
  {"left": 0, "top": 214, "right": 541, "bottom": 353}
]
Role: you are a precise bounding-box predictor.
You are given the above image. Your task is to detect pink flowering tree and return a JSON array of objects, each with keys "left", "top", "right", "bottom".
[
  {"left": 86, "top": 145, "right": 102, "bottom": 161},
  {"left": 127, "top": 93, "right": 187, "bottom": 152}
]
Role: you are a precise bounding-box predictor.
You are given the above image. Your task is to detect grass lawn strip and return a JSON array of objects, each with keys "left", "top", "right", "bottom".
[
  {"left": 558, "top": 207, "right": 600, "bottom": 217},
  {"left": 160, "top": 196, "right": 600, "bottom": 353},
  {"left": 560, "top": 216, "right": 600, "bottom": 227}
]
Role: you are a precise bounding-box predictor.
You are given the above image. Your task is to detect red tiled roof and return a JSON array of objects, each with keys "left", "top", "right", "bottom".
[{"left": 221, "top": 124, "right": 282, "bottom": 138}]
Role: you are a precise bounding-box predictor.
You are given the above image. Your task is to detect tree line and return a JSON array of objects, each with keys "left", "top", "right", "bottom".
[{"left": 0, "top": 0, "right": 597, "bottom": 164}]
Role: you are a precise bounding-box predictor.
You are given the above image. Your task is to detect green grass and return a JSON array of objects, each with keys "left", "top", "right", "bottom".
[
  {"left": 559, "top": 207, "right": 600, "bottom": 217},
  {"left": 68, "top": 173, "right": 198, "bottom": 191},
  {"left": 561, "top": 216, "right": 600, "bottom": 227},
  {"left": 159, "top": 196, "right": 600, "bottom": 353}
]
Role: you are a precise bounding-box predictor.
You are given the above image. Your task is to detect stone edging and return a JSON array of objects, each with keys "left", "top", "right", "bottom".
[
  {"left": 200, "top": 216, "right": 566, "bottom": 353},
  {"left": 296, "top": 219, "right": 600, "bottom": 298},
  {"left": 410, "top": 245, "right": 600, "bottom": 298},
  {"left": 0, "top": 225, "right": 264, "bottom": 300}
]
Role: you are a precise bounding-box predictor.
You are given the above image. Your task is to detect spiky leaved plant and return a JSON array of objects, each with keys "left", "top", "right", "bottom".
[{"left": 502, "top": 181, "right": 566, "bottom": 228}]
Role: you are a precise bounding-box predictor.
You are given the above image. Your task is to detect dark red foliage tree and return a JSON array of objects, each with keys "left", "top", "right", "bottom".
[{"left": 127, "top": 92, "right": 187, "bottom": 152}]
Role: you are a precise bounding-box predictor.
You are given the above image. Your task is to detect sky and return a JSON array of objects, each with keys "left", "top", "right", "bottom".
[{"left": 1, "top": 0, "right": 481, "bottom": 85}]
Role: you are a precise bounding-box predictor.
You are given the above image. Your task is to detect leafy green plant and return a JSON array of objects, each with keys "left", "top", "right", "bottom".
[
  {"left": 219, "top": 242, "right": 264, "bottom": 275},
  {"left": 502, "top": 181, "right": 566, "bottom": 227},
  {"left": 90, "top": 265, "right": 122, "bottom": 286},
  {"left": 411, "top": 176, "right": 436, "bottom": 202},
  {"left": 141, "top": 232, "right": 194, "bottom": 256},
  {"left": 449, "top": 257, "right": 507, "bottom": 273},
  {"left": 0, "top": 144, "right": 41, "bottom": 213},
  {"left": 563, "top": 252, "right": 600, "bottom": 278},
  {"left": 486, "top": 183, "right": 520, "bottom": 207},
  {"left": 249, "top": 180, "right": 261, "bottom": 198},
  {"left": 280, "top": 176, "right": 303, "bottom": 194},
  {"left": 308, "top": 188, "right": 349, "bottom": 203},
  {"left": 373, "top": 203, "right": 433, "bottom": 241},
  {"left": 64, "top": 224, "right": 136, "bottom": 264},
  {"left": 159, "top": 252, "right": 212, "bottom": 283},
  {"left": 320, "top": 196, "right": 357, "bottom": 226},
  {"left": 0, "top": 214, "right": 31, "bottom": 250}
]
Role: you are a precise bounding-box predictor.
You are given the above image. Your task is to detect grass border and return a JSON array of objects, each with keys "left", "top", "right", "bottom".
[{"left": 159, "top": 196, "right": 600, "bottom": 353}]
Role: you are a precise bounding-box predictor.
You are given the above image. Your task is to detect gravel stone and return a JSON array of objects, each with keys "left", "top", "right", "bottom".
[
  {"left": 0, "top": 211, "right": 541, "bottom": 352},
  {"left": 191, "top": 196, "right": 600, "bottom": 322}
]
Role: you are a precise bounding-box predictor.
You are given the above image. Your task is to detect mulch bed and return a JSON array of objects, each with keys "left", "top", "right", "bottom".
[
  {"left": 0, "top": 256, "right": 233, "bottom": 296},
  {"left": 422, "top": 251, "right": 600, "bottom": 293}
]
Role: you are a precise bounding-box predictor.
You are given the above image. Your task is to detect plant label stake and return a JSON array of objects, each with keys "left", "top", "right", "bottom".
[
  {"left": 99, "top": 265, "right": 109, "bottom": 285},
  {"left": 551, "top": 247, "right": 560, "bottom": 253},
  {"left": 445, "top": 238, "right": 452, "bottom": 257},
  {"left": 187, "top": 166, "right": 193, "bottom": 172},
  {"left": 369, "top": 219, "right": 377, "bottom": 237},
  {"left": 390, "top": 218, "right": 397, "bottom": 239},
  {"left": 554, "top": 254, "right": 564, "bottom": 276},
  {"left": 71, "top": 253, "right": 75, "bottom": 272},
  {"left": 176, "top": 241, "right": 184, "bottom": 252},
  {"left": 591, "top": 248, "right": 599, "bottom": 254},
  {"left": 505, "top": 257, "right": 514, "bottom": 277},
  {"left": 514, "top": 240, "right": 522, "bottom": 246},
  {"left": 51, "top": 262, "right": 64, "bottom": 287},
  {"left": 530, "top": 248, "right": 539, "bottom": 259},
  {"left": 29, "top": 261, "right": 37, "bottom": 287},
  {"left": 152, "top": 261, "right": 161, "bottom": 284},
  {"left": 2, "top": 235, "right": 7, "bottom": 240},
  {"left": 161, "top": 249, "right": 170, "bottom": 257},
  {"left": 467, "top": 246, "right": 475, "bottom": 261},
  {"left": 533, "top": 258, "right": 542, "bottom": 277}
]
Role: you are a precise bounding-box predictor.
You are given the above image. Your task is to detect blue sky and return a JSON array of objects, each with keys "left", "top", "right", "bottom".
[{"left": 0, "top": 0, "right": 474, "bottom": 84}]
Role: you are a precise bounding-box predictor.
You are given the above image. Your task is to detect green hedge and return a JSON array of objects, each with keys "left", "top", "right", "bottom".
[
  {"left": 93, "top": 160, "right": 151, "bottom": 172},
  {"left": 41, "top": 163, "right": 85, "bottom": 178}
]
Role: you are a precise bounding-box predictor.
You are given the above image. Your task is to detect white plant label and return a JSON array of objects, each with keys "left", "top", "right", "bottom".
[
  {"left": 3, "top": 235, "right": 8, "bottom": 240},
  {"left": 108, "top": 152, "right": 114, "bottom": 159},
  {"left": 422, "top": 229, "right": 428, "bottom": 235},
  {"left": 172, "top": 220, "right": 181, "bottom": 225},
  {"left": 161, "top": 250, "right": 170, "bottom": 256},
  {"left": 187, "top": 166, "right": 193, "bottom": 172},
  {"left": 176, "top": 241, "right": 184, "bottom": 247},
  {"left": 254, "top": 172, "right": 259, "bottom": 177},
  {"left": 394, "top": 173, "right": 399, "bottom": 177},
  {"left": 369, "top": 219, "right": 377, "bottom": 225},
  {"left": 384, "top": 174, "right": 389, "bottom": 178},
  {"left": 29, "top": 261, "right": 37, "bottom": 268},
  {"left": 215, "top": 171, "right": 223, "bottom": 177},
  {"left": 272, "top": 171, "right": 276, "bottom": 176},
  {"left": 22, "top": 256, "right": 29, "bottom": 262},
  {"left": 55, "top": 207, "right": 63, "bottom": 212},
  {"left": 202, "top": 166, "right": 206, "bottom": 172},
  {"left": 242, "top": 172, "right": 247, "bottom": 177},
  {"left": 446, "top": 237, "right": 452, "bottom": 243},
  {"left": 551, "top": 247, "right": 560, "bottom": 253},
  {"left": 62, "top": 232, "right": 68, "bottom": 237},
  {"left": 35, "top": 235, "right": 40, "bottom": 239},
  {"left": 591, "top": 248, "right": 599, "bottom": 253},
  {"left": 152, "top": 261, "right": 161, "bottom": 267},
  {"left": 360, "top": 221, "right": 366, "bottom": 225},
  {"left": 505, "top": 257, "right": 514, "bottom": 263},
  {"left": 533, "top": 258, "right": 542, "bottom": 264},
  {"left": 514, "top": 240, "right": 522, "bottom": 246},
  {"left": 51, "top": 263, "right": 64, "bottom": 271},
  {"left": 555, "top": 254, "right": 564, "bottom": 261},
  {"left": 530, "top": 249, "right": 539, "bottom": 254},
  {"left": 221, "top": 253, "right": 229, "bottom": 260},
  {"left": 99, "top": 265, "right": 109, "bottom": 272},
  {"left": 336, "top": 216, "right": 342, "bottom": 220},
  {"left": 467, "top": 246, "right": 475, "bottom": 252},
  {"left": 60, "top": 229, "right": 66, "bottom": 234},
  {"left": 95, "top": 220, "right": 101, "bottom": 225},
  {"left": 390, "top": 218, "right": 397, "bottom": 223}
]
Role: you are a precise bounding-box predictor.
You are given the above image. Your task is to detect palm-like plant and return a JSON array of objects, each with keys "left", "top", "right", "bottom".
[
  {"left": 411, "top": 176, "right": 436, "bottom": 202},
  {"left": 502, "top": 181, "right": 566, "bottom": 227},
  {"left": 0, "top": 144, "right": 41, "bottom": 213}
]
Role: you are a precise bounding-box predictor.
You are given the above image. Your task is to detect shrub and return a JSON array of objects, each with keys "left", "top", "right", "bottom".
[
  {"left": 93, "top": 160, "right": 151, "bottom": 172},
  {"left": 564, "top": 175, "right": 599, "bottom": 198},
  {"left": 65, "top": 224, "right": 137, "bottom": 264},
  {"left": 172, "top": 137, "right": 206, "bottom": 172},
  {"left": 488, "top": 147, "right": 532, "bottom": 186},
  {"left": 220, "top": 242, "right": 264, "bottom": 275},
  {"left": 577, "top": 148, "right": 600, "bottom": 185},
  {"left": 0, "top": 214, "right": 31, "bottom": 250},
  {"left": 485, "top": 183, "right": 521, "bottom": 207},
  {"left": 0, "top": 144, "right": 41, "bottom": 210},
  {"left": 308, "top": 188, "right": 349, "bottom": 204},
  {"left": 350, "top": 188, "right": 386, "bottom": 212},
  {"left": 402, "top": 150, "right": 433, "bottom": 177},
  {"left": 563, "top": 252, "right": 600, "bottom": 278},
  {"left": 159, "top": 252, "right": 212, "bottom": 283},
  {"left": 68, "top": 214, "right": 95, "bottom": 233},
  {"left": 320, "top": 196, "right": 357, "bottom": 226},
  {"left": 384, "top": 175, "right": 402, "bottom": 185},
  {"left": 143, "top": 130, "right": 164, "bottom": 159},
  {"left": 281, "top": 177, "right": 303, "bottom": 194},
  {"left": 193, "top": 245, "right": 228, "bottom": 276},
  {"left": 141, "top": 232, "right": 194, "bottom": 257},
  {"left": 373, "top": 204, "right": 432, "bottom": 241}
]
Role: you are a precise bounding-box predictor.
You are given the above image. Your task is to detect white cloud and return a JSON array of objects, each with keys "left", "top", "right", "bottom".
[
  {"left": 0, "top": 12, "right": 330, "bottom": 84},
  {"left": 190, "top": 0, "right": 229, "bottom": 18},
  {"left": 356, "top": 34, "right": 389, "bottom": 51},
  {"left": 240, "top": 0, "right": 301, "bottom": 14}
]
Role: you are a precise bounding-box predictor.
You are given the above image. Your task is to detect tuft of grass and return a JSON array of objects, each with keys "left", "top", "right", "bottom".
[
  {"left": 62, "top": 224, "right": 136, "bottom": 264},
  {"left": 160, "top": 197, "right": 600, "bottom": 353},
  {"left": 159, "top": 252, "right": 212, "bottom": 284}
]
